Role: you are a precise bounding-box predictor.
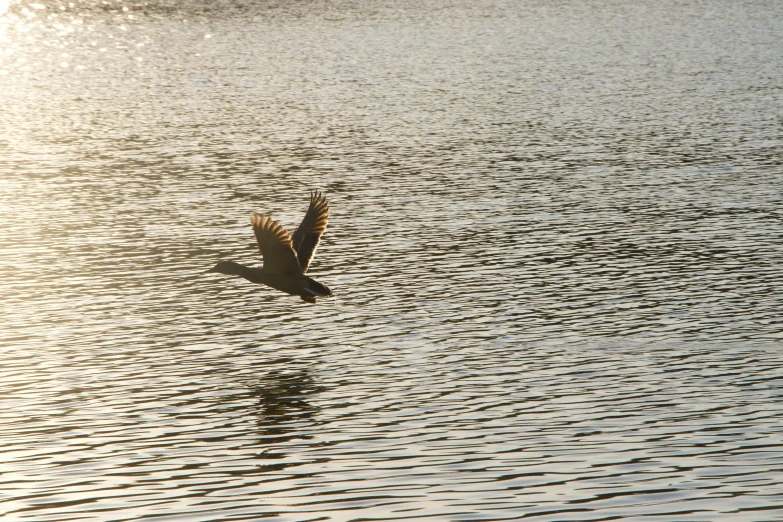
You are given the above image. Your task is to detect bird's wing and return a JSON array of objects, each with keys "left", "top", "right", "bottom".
[
  {"left": 291, "top": 191, "right": 329, "bottom": 273},
  {"left": 250, "top": 212, "right": 303, "bottom": 275}
]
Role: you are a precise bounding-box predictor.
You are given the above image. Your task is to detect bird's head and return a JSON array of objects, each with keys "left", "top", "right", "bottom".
[{"left": 206, "top": 260, "right": 244, "bottom": 276}]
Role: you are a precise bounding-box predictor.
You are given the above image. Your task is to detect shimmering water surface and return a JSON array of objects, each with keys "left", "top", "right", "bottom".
[{"left": 2, "top": 0, "right": 783, "bottom": 519}]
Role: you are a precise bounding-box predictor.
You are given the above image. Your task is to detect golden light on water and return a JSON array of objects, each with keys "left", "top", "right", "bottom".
[{"left": 2, "top": 0, "right": 783, "bottom": 519}]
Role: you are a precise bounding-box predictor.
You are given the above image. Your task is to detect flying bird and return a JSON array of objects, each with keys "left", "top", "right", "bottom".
[{"left": 207, "top": 191, "right": 332, "bottom": 303}]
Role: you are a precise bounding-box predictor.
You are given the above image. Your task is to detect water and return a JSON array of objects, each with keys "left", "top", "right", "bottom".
[{"left": 2, "top": 0, "right": 783, "bottom": 519}]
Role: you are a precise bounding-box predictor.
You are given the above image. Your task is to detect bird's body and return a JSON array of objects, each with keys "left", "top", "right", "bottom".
[{"left": 207, "top": 192, "right": 332, "bottom": 304}]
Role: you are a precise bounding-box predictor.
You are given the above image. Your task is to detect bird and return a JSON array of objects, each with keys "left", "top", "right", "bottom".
[{"left": 207, "top": 191, "right": 332, "bottom": 304}]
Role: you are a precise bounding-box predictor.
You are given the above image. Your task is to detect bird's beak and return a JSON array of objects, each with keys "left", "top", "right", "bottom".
[{"left": 204, "top": 267, "right": 217, "bottom": 274}]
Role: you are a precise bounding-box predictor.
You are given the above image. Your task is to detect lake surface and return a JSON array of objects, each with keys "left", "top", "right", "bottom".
[{"left": 1, "top": 0, "right": 783, "bottom": 519}]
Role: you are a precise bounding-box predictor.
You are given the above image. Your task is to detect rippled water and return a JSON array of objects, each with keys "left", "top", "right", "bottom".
[{"left": 2, "top": 0, "right": 783, "bottom": 519}]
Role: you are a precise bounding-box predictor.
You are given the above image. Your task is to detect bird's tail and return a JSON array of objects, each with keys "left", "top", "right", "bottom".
[{"left": 306, "top": 278, "right": 332, "bottom": 297}]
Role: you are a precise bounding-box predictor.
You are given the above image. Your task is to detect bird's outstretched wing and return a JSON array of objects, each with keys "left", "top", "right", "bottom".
[
  {"left": 292, "top": 191, "right": 329, "bottom": 273},
  {"left": 250, "top": 212, "right": 303, "bottom": 275}
]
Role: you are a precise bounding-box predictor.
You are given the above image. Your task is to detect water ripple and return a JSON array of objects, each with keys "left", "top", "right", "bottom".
[{"left": 2, "top": 0, "right": 783, "bottom": 519}]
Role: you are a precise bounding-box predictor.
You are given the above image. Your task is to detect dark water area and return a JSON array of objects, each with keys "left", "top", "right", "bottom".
[{"left": 1, "top": 0, "right": 783, "bottom": 519}]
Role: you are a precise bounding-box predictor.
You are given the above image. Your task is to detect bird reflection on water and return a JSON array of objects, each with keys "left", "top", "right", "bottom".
[
  {"left": 243, "top": 368, "right": 325, "bottom": 473},
  {"left": 250, "top": 369, "right": 322, "bottom": 443},
  {"left": 200, "top": 363, "right": 325, "bottom": 475}
]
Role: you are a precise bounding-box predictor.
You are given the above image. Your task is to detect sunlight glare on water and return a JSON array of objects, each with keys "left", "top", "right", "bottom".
[{"left": 1, "top": 0, "right": 783, "bottom": 520}]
